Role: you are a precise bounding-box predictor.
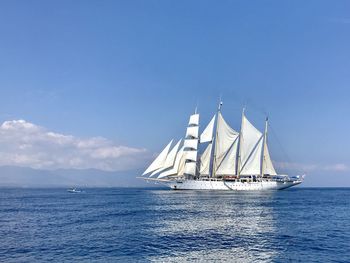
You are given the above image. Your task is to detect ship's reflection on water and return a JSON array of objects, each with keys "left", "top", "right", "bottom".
[{"left": 146, "top": 190, "right": 280, "bottom": 262}]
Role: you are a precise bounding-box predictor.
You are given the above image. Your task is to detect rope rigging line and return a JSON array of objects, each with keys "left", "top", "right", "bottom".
[{"left": 268, "top": 122, "right": 293, "bottom": 165}]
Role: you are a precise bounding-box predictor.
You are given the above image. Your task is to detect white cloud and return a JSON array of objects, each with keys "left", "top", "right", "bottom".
[
  {"left": 274, "top": 162, "right": 317, "bottom": 172},
  {"left": 1, "top": 119, "right": 39, "bottom": 130},
  {"left": 323, "top": 163, "right": 349, "bottom": 172},
  {"left": 0, "top": 120, "right": 149, "bottom": 171}
]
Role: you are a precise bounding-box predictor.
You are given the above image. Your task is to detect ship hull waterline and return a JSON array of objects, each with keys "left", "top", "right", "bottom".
[{"left": 152, "top": 179, "right": 302, "bottom": 191}]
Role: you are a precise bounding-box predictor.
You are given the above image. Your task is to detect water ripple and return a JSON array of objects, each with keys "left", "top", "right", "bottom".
[{"left": 0, "top": 188, "right": 349, "bottom": 262}]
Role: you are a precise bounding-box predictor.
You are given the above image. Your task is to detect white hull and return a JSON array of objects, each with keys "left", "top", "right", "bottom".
[{"left": 162, "top": 179, "right": 301, "bottom": 191}]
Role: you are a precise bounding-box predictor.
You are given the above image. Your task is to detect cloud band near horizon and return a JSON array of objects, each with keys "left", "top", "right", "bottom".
[{"left": 0, "top": 120, "right": 150, "bottom": 171}]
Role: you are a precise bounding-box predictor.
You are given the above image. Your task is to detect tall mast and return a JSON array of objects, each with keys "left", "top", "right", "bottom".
[
  {"left": 237, "top": 107, "right": 245, "bottom": 177},
  {"left": 195, "top": 107, "right": 199, "bottom": 177},
  {"left": 211, "top": 101, "right": 222, "bottom": 178},
  {"left": 193, "top": 107, "right": 199, "bottom": 178},
  {"left": 261, "top": 117, "right": 268, "bottom": 178}
]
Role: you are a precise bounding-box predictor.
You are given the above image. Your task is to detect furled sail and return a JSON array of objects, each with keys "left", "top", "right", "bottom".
[
  {"left": 216, "top": 137, "right": 239, "bottom": 175},
  {"left": 142, "top": 140, "right": 173, "bottom": 175},
  {"left": 263, "top": 143, "right": 277, "bottom": 175},
  {"left": 199, "top": 143, "right": 212, "bottom": 175},
  {"left": 200, "top": 115, "right": 215, "bottom": 143},
  {"left": 149, "top": 139, "right": 182, "bottom": 176},
  {"left": 239, "top": 115, "right": 263, "bottom": 175},
  {"left": 215, "top": 112, "right": 239, "bottom": 171},
  {"left": 158, "top": 146, "right": 185, "bottom": 178}
]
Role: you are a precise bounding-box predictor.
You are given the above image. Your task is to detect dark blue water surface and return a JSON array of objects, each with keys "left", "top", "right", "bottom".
[{"left": 1, "top": 188, "right": 349, "bottom": 262}]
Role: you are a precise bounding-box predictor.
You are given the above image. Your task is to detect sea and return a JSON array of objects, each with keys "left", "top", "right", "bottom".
[{"left": 0, "top": 187, "right": 349, "bottom": 262}]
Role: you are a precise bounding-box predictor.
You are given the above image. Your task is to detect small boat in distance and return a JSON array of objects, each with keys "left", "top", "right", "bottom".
[{"left": 67, "top": 188, "right": 82, "bottom": 193}]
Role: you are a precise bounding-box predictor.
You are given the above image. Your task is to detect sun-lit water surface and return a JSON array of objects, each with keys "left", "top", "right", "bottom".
[{"left": 0, "top": 188, "right": 349, "bottom": 262}]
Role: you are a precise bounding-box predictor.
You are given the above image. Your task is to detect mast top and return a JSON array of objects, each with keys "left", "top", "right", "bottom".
[{"left": 218, "top": 101, "right": 223, "bottom": 111}]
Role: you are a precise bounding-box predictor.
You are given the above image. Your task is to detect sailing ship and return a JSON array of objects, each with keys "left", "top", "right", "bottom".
[{"left": 140, "top": 102, "right": 303, "bottom": 190}]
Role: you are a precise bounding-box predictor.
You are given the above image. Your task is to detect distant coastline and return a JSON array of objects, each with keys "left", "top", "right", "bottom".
[{"left": 0, "top": 166, "right": 149, "bottom": 188}]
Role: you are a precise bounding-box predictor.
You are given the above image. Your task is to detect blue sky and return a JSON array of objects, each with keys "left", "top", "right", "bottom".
[{"left": 0, "top": 1, "right": 349, "bottom": 186}]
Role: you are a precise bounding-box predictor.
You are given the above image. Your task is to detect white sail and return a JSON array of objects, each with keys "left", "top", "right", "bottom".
[
  {"left": 216, "top": 137, "right": 239, "bottom": 175},
  {"left": 215, "top": 112, "right": 239, "bottom": 169},
  {"left": 184, "top": 162, "right": 196, "bottom": 176},
  {"left": 142, "top": 140, "right": 173, "bottom": 175},
  {"left": 185, "top": 150, "right": 197, "bottom": 162},
  {"left": 239, "top": 116, "right": 263, "bottom": 173},
  {"left": 149, "top": 139, "right": 182, "bottom": 176},
  {"left": 184, "top": 139, "right": 198, "bottom": 150},
  {"left": 186, "top": 126, "right": 199, "bottom": 138},
  {"left": 188, "top": 113, "right": 199, "bottom": 126},
  {"left": 149, "top": 167, "right": 164, "bottom": 177},
  {"left": 240, "top": 136, "right": 263, "bottom": 175},
  {"left": 200, "top": 115, "right": 215, "bottom": 143},
  {"left": 200, "top": 143, "right": 212, "bottom": 175},
  {"left": 158, "top": 146, "right": 184, "bottom": 178},
  {"left": 263, "top": 143, "right": 277, "bottom": 175},
  {"left": 177, "top": 152, "right": 187, "bottom": 176},
  {"left": 182, "top": 112, "right": 199, "bottom": 177}
]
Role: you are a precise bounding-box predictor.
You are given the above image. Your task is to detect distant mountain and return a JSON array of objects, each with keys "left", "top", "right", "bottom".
[{"left": 0, "top": 166, "right": 152, "bottom": 187}]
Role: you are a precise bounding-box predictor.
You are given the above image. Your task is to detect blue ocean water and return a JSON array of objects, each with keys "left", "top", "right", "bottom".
[{"left": 0, "top": 188, "right": 349, "bottom": 262}]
